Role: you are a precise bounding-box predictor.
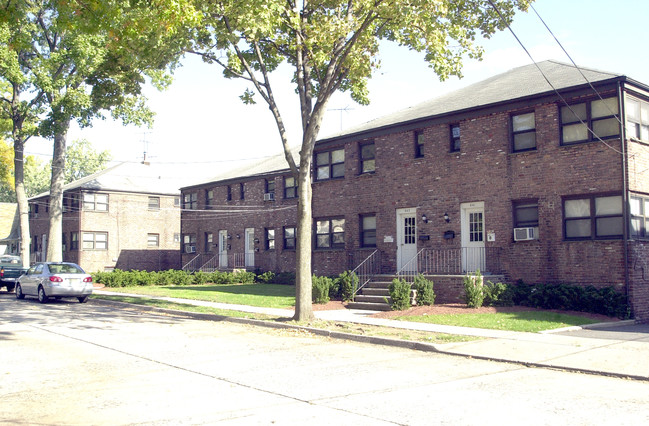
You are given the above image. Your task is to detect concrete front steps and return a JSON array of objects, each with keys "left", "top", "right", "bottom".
[{"left": 347, "top": 276, "right": 403, "bottom": 311}]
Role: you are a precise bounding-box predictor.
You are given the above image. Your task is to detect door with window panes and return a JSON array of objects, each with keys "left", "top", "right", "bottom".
[
  {"left": 461, "top": 202, "right": 485, "bottom": 273},
  {"left": 396, "top": 208, "right": 417, "bottom": 272}
]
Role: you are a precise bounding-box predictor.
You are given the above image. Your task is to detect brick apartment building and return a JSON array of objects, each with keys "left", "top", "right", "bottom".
[
  {"left": 29, "top": 162, "right": 182, "bottom": 272},
  {"left": 180, "top": 61, "right": 649, "bottom": 321}
]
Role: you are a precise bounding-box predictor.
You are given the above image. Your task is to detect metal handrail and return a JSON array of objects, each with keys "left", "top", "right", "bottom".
[
  {"left": 397, "top": 247, "right": 502, "bottom": 282},
  {"left": 199, "top": 254, "right": 219, "bottom": 272},
  {"left": 351, "top": 249, "right": 381, "bottom": 296},
  {"left": 182, "top": 253, "right": 204, "bottom": 272}
]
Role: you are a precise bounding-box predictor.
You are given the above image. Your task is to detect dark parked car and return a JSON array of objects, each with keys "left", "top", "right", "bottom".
[
  {"left": 0, "top": 255, "right": 28, "bottom": 293},
  {"left": 16, "top": 262, "right": 93, "bottom": 303}
]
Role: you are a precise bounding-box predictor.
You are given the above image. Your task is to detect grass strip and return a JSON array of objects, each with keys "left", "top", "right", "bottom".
[
  {"left": 99, "top": 284, "right": 295, "bottom": 309},
  {"left": 395, "top": 311, "right": 599, "bottom": 332}
]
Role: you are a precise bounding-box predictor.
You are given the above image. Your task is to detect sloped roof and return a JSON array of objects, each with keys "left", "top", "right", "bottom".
[
  {"left": 322, "top": 60, "right": 626, "bottom": 140},
  {"left": 31, "top": 162, "right": 187, "bottom": 199},
  {"left": 0, "top": 203, "right": 20, "bottom": 241},
  {"left": 184, "top": 145, "right": 301, "bottom": 189}
]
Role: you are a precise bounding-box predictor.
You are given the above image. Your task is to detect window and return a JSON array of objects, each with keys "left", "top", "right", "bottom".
[
  {"left": 561, "top": 97, "right": 619, "bottom": 145},
  {"left": 147, "top": 233, "right": 159, "bottom": 247},
  {"left": 240, "top": 183, "right": 245, "bottom": 200},
  {"left": 630, "top": 195, "right": 649, "bottom": 238},
  {"left": 174, "top": 196, "right": 180, "bottom": 207},
  {"left": 283, "top": 227, "right": 296, "bottom": 250},
  {"left": 148, "top": 197, "right": 160, "bottom": 210},
  {"left": 205, "top": 232, "right": 214, "bottom": 251},
  {"left": 183, "top": 234, "right": 197, "bottom": 253},
  {"left": 226, "top": 186, "right": 232, "bottom": 201},
  {"left": 360, "top": 215, "right": 376, "bottom": 247},
  {"left": 315, "top": 218, "right": 345, "bottom": 249},
  {"left": 70, "top": 232, "right": 79, "bottom": 250},
  {"left": 265, "top": 228, "right": 275, "bottom": 250},
  {"left": 266, "top": 179, "right": 275, "bottom": 195},
  {"left": 563, "top": 194, "right": 623, "bottom": 239},
  {"left": 83, "top": 193, "right": 108, "bottom": 211},
  {"left": 450, "top": 124, "right": 461, "bottom": 152},
  {"left": 183, "top": 192, "right": 197, "bottom": 210},
  {"left": 82, "top": 232, "right": 108, "bottom": 250},
  {"left": 206, "top": 190, "right": 214, "bottom": 208},
  {"left": 173, "top": 233, "right": 181, "bottom": 243},
  {"left": 315, "top": 148, "right": 345, "bottom": 180},
  {"left": 415, "top": 130, "right": 424, "bottom": 158},
  {"left": 512, "top": 112, "right": 536, "bottom": 152},
  {"left": 284, "top": 176, "right": 297, "bottom": 199},
  {"left": 61, "top": 234, "right": 67, "bottom": 252},
  {"left": 626, "top": 97, "right": 649, "bottom": 141},
  {"left": 513, "top": 201, "right": 539, "bottom": 228},
  {"left": 70, "top": 194, "right": 80, "bottom": 211},
  {"left": 360, "top": 143, "right": 375, "bottom": 174}
]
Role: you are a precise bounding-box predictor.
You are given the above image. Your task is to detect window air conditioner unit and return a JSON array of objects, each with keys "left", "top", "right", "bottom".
[
  {"left": 187, "top": 246, "right": 196, "bottom": 253},
  {"left": 514, "top": 227, "right": 537, "bottom": 241},
  {"left": 264, "top": 192, "right": 275, "bottom": 201}
]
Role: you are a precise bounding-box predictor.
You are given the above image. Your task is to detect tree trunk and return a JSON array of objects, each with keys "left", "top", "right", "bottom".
[
  {"left": 292, "top": 105, "right": 328, "bottom": 322},
  {"left": 13, "top": 139, "right": 31, "bottom": 267},
  {"left": 46, "top": 124, "right": 68, "bottom": 262},
  {"left": 294, "top": 161, "right": 314, "bottom": 321}
]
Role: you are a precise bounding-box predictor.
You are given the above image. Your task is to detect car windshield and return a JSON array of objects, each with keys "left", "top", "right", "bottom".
[
  {"left": 0, "top": 255, "right": 22, "bottom": 265},
  {"left": 48, "top": 264, "right": 84, "bottom": 274}
]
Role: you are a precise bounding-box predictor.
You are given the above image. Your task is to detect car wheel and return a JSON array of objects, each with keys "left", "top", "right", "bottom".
[
  {"left": 78, "top": 296, "right": 89, "bottom": 303},
  {"left": 15, "top": 284, "right": 25, "bottom": 300},
  {"left": 38, "top": 286, "right": 48, "bottom": 304},
  {"left": 6, "top": 284, "right": 14, "bottom": 293}
]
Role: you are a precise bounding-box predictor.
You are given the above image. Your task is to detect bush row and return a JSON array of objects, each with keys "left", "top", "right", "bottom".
[
  {"left": 311, "top": 270, "right": 359, "bottom": 304},
  {"left": 463, "top": 271, "right": 630, "bottom": 319},
  {"left": 93, "top": 269, "right": 257, "bottom": 287},
  {"left": 388, "top": 275, "right": 436, "bottom": 310}
]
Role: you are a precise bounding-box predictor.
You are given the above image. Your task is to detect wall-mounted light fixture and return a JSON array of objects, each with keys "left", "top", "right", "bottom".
[
  {"left": 421, "top": 214, "right": 428, "bottom": 224},
  {"left": 443, "top": 212, "right": 450, "bottom": 223},
  {"left": 254, "top": 238, "right": 260, "bottom": 244},
  {"left": 236, "top": 234, "right": 241, "bottom": 239},
  {"left": 227, "top": 235, "right": 232, "bottom": 240}
]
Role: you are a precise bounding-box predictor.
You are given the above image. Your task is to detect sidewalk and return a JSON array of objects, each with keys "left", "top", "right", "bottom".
[{"left": 93, "top": 289, "right": 649, "bottom": 381}]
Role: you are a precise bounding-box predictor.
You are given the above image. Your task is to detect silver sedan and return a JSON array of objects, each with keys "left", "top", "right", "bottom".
[{"left": 16, "top": 262, "right": 93, "bottom": 303}]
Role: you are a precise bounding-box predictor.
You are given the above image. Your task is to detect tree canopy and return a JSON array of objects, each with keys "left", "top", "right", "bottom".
[{"left": 191, "top": 0, "right": 532, "bottom": 320}]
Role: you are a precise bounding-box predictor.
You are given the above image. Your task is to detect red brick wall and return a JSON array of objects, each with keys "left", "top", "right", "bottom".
[{"left": 29, "top": 191, "right": 181, "bottom": 272}]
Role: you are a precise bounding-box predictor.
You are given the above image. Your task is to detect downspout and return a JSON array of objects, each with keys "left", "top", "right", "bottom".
[{"left": 617, "top": 81, "right": 630, "bottom": 311}]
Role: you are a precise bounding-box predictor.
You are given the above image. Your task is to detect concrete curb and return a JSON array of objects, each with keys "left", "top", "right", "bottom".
[{"left": 89, "top": 298, "right": 649, "bottom": 382}]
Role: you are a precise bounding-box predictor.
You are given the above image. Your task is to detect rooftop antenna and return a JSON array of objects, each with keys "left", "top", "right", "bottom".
[
  {"left": 328, "top": 105, "right": 354, "bottom": 131},
  {"left": 141, "top": 131, "right": 151, "bottom": 165}
]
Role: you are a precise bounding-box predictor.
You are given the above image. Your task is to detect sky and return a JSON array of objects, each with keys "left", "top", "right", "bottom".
[{"left": 25, "top": 0, "right": 649, "bottom": 182}]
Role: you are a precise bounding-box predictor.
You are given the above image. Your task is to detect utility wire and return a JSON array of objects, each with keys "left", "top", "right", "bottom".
[{"left": 486, "top": 0, "right": 624, "bottom": 156}]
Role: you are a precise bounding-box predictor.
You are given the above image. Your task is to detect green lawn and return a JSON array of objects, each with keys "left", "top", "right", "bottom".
[
  {"left": 100, "top": 284, "right": 295, "bottom": 309},
  {"left": 98, "top": 284, "right": 602, "bottom": 332},
  {"left": 395, "top": 311, "right": 599, "bottom": 332}
]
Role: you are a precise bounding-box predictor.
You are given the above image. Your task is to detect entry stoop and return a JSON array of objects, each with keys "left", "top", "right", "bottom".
[{"left": 348, "top": 276, "right": 398, "bottom": 311}]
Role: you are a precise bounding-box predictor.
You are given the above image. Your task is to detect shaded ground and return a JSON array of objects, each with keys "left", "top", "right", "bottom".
[{"left": 313, "top": 300, "right": 619, "bottom": 323}]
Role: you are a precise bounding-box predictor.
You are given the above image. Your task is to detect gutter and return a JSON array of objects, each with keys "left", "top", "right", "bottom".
[{"left": 618, "top": 81, "right": 631, "bottom": 311}]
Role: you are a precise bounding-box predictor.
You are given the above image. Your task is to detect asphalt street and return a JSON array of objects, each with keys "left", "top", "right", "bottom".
[{"left": 2, "top": 294, "right": 649, "bottom": 425}]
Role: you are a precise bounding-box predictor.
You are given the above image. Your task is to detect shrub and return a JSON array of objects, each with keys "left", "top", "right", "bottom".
[
  {"left": 413, "top": 274, "right": 435, "bottom": 306},
  {"left": 389, "top": 278, "right": 412, "bottom": 311},
  {"left": 312, "top": 275, "right": 332, "bottom": 304},
  {"left": 272, "top": 272, "right": 296, "bottom": 285},
  {"left": 483, "top": 281, "right": 512, "bottom": 307},
  {"left": 256, "top": 271, "right": 276, "bottom": 283},
  {"left": 339, "top": 270, "right": 359, "bottom": 302},
  {"left": 329, "top": 276, "right": 342, "bottom": 300},
  {"left": 464, "top": 270, "right": 485, "bottom": 308}
]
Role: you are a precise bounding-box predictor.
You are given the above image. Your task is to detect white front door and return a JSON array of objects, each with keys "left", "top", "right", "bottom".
[
  {"left": 396, "top": 208, "right": 418, "bottom": 272},
  {"left": 218, "top": 230, "right": 228, "bottom": 268},
  {"left": 461, "top": 202, "right": 485, "bottom": 273},
  {"left": 244, "top": 228, "right": 255, "bottom": 268}
]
